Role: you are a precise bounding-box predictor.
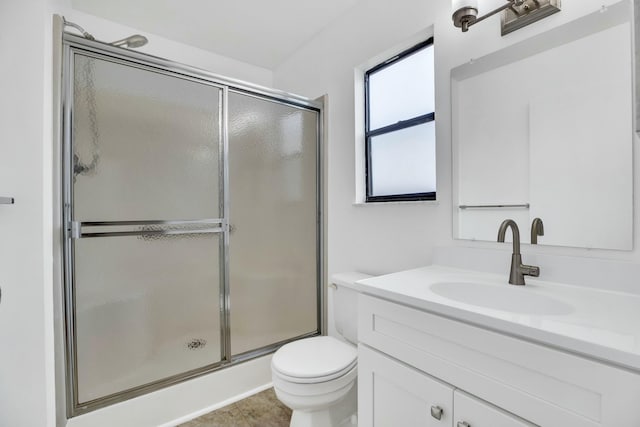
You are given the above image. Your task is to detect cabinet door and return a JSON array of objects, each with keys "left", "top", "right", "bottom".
[
  {"left": 454, "top": 390, "right": 537, "bottom": 427},
  {"left": 359, "top": 345, "right": 453, "bottom": 426}
]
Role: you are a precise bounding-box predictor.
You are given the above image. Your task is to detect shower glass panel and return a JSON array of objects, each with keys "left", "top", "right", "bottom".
[
  {"left": 69, "top": 53, "right": 224, "bottom": 404},
  {"left": 63, "top": 35, "right": 322, "bottom": 416},
  {"left": 74, "top": 233, "right": 222, "bottom": 402},
  {"left": 228, "top": 91, "right": 319, "bottom": 356},
  {"left": 72, "top": 54, "right": 221, "bottom": 220}
]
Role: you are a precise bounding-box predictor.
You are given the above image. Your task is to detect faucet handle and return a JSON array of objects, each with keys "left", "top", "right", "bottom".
[
  {"left": 521, "top": 264, "right": 540, "bottom": 277},
  {"left": 530, "top": 217, "right": 544, "bottom": 244}
]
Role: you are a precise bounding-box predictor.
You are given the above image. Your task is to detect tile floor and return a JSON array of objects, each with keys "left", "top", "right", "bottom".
[{"left": 180, "top": 388, "right": 291, "bottom": 427}]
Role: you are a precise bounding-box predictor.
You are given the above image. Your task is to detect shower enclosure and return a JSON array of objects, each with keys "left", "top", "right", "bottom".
[{"left": 61, "top": 34, "right": 322, "bottom": 415}]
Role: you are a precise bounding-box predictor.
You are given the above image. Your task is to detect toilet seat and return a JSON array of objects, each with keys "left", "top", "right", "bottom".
[
  {"left": 272, "top": 336, "right": 357, "bottom": 384},
  {"left": 273, "top": 364, "right": 357, "bottom": 400}
]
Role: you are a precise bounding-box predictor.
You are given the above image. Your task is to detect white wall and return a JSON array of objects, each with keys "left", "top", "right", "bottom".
[
  {"left": 1, "top": 1, "right": 276, "bottom": 425},
  {"left": 0, "top": 0, "right": 55, "bottom": 426},
  {"left": 273, "top": 0, "right": 640, "bottom": 335}
]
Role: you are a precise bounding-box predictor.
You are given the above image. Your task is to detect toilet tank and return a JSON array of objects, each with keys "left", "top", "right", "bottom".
[{"left": 331, "top": 272, "right": 373, "bottom": 344}]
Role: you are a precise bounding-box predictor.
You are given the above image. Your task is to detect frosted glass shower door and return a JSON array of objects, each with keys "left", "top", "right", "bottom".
[
  {"left": 228, "top": 91, "right": 320, "bottom": 356},
  {"left": 67, "top": 53, "right": 224, "bottom": 404}
]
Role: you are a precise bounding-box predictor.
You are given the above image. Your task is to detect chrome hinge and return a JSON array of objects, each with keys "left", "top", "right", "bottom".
[{"left": 69, "top": 221, "right": 81, "bottom": 239}]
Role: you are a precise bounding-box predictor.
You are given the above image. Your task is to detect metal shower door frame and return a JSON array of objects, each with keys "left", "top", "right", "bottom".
[{"left": 61, "top": 33, "right": 324, "bottom": 417}]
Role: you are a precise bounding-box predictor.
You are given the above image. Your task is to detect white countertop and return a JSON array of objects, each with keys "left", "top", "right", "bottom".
[{"left": 355, "top": 265, "right": 640, "bottom": 373}]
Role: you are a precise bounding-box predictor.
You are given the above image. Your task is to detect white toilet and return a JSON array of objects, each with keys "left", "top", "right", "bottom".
[{"left": 271, "top": 272, "right": 372, "bottom": 427}]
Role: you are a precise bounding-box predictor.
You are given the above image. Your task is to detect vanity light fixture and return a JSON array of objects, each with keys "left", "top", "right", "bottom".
[{"left": 452, "top": 0, "right": 561, "bottom": 35}]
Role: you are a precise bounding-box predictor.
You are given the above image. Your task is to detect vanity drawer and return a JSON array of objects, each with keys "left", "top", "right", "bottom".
[
  {"left": 454, "top": 390, "right": 536, "bottom": 427},
  {"left": 358, "top": 294, "right": 640, "bottom": 427},
  {"left": 358, "top": 344, "right": 454, "bottom": 427}
]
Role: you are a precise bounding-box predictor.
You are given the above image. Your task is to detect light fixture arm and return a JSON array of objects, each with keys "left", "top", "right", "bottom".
[
  {"left": 453, "top": 0, "right": 526, "bottom": 32},
  {"left": 473, "top": 1, "right": 519, "bottom": 26},
  {"left": 453, "top": 0, "right": 560, "bottom": 34}
]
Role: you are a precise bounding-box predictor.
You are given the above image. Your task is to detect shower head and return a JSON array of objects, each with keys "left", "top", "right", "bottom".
[
  {"left": 62, "top": 17, "right": 149, "bottom": 49},
  {"left": 110, "top": 35, "right": 149, "bottom": 49}
]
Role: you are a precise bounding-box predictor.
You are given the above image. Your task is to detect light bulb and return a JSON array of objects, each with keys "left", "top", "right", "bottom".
[{"left": 452, "top": 0, "right": 479, "bottom": 13}]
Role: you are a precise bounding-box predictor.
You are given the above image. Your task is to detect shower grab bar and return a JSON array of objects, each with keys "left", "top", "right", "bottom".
[
  {"left": 77, "top": 219, "right": 223, "bottom": 227},
  {"left": 0, "top": 197, "right": 14, "bottom": 204},
  {"left": 76, "top": 227, "right": 224, "bottom": 239},
  {"left": 69, "top": 219, "right": 225, "bottom": 239}
]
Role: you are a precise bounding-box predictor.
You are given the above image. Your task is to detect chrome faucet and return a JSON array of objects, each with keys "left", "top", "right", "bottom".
[{"left": 497, "top": 219, "right": 540, "bottom": 285}]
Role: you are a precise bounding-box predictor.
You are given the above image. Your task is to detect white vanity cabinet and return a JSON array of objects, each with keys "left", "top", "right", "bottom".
[
  {"left": 359, "top": 345, "right": 534, "bottom": 427},
  {"left": 357, "top": 293, "right": 640, "bottom": 426},
  {"left": 358, "top": 344, "right": 454, "bottom": 426}
]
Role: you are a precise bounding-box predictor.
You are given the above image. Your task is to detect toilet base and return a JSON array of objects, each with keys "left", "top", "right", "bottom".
[{"left": 288, "top": 384, "right": 357, "bottom": 427}]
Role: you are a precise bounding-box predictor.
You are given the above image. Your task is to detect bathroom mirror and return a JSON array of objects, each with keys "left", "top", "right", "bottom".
[{"left": 452, "top": 0, "right": 633, "bottom": 250}]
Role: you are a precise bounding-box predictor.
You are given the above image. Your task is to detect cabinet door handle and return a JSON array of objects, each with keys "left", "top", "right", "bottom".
[
  {"left": 430, "top": 406, "right": 443, "bottom": 420},
  {"left": 457, "top": 422, "right": 471, "bottom": 427}
]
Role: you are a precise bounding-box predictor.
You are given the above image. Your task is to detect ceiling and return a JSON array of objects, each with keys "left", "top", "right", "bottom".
[{"left": 71, "top": 0, "right": 359, "bottom": 69}]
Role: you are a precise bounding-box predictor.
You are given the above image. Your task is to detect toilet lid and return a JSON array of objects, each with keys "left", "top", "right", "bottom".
[{"left": 272, "top": 336, "right": 357, "bottom": 382}]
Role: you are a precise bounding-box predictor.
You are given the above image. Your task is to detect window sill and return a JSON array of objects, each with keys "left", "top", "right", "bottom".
[{"left": 353, "top": 200, "right": 440, "bottom": 207}]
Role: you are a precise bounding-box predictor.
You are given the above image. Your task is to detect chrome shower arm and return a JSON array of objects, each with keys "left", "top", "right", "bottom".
[
  {"left": 62, "top": 17, "right": 148, "bottom": 49},
  {"left": 62, "top": 17, "right": 95, "bottom": 40}
]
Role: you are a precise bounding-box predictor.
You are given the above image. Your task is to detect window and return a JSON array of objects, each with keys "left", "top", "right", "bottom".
[{"left": 364, "top": 38, "right": 436, "bottom": 202}]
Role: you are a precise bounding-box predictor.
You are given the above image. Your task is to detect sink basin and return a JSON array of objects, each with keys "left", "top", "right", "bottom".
[{"left": 430, "top": 282, "right": 573, "bottom": 315}]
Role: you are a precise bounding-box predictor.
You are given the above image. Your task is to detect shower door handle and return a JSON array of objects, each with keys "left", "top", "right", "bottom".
[
  {"left": 0, "top": 197, "right": 14, "bottom": 204},
  {"left": 69, "top": 219, "right": 224, "bottom": 239}
]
